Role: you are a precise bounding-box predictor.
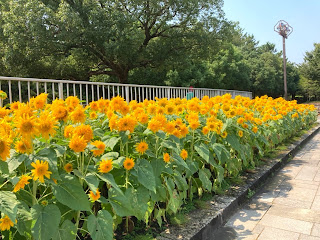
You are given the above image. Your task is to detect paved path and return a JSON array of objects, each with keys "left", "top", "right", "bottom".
[{"left": 212, "top": 129, "right": 320, "bottom": 240}]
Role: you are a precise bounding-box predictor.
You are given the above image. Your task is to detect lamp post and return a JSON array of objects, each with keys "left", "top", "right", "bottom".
[{"left": 274, "top": 20, "right": 293, "bottom": 100}]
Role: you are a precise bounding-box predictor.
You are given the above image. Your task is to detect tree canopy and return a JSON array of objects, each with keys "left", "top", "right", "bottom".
[{"left": 0, "top": 0, "right": 309, "bottom": 99}]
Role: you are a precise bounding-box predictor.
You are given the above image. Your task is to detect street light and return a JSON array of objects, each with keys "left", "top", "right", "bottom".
[{"left": 274, "top": 20, "right": 293, "bottom": 100}]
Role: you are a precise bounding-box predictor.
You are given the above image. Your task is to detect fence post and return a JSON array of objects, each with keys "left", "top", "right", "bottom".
[
  {"left": 59, "top": 82, "right": 64, "bottom": 100},
  {"left": 125, "top": 86, "right": 129, "bottom": 103}
]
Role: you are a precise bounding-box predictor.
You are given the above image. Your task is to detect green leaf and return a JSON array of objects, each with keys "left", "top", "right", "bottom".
[
  {"left": 88, "top": 210, "right": 113, "bottom": 240},
  {"left": 161, "top": 140, "right": 177, "bottom": 151},
  {"left": 173, "top": 170, "right": 188, "bottom": 192},
  {"left": 195, "top": 143, "right": 210, "bottom": 162},
  {"left": 221, "top": 118, "right": 232, "bottom": 133},
  {"left": 51, "top": 174, "right": 90, "bottom": 211},
  {"left": 129, "top": 187, "right": 149, "bottom": 220},
  {"left": 0, "top": 191, "right": 19, "bottom": 222},
  {"left": 51, "top": 144, "right": 67, "bottom": 158},
  {"left": 214, "top": 165, "right": 225, "bottom": 184},
  {"left": 17, "top": 202, "right": 33, "bottom": 238},
  {"left": 7, "top": 154, "right": 27, "bottom": 173},
  {"left": 151, "top": 158, "right": 165, "bottom": 177},
  {"left": 156, "top": 130, "right": 166, "bottom": 139},
  {"left": 132, "top": 158, "right": 156, "bottom": 193},
  {"left": 199, "top": 168, "right": 212, "bottom": 191},
  {"left": 108, "top": 188, "right": 133, "bottom": 217},
  {"left": 172, "top": 153, "right": 189, "bottom": 170},
  {"left": 31, "top": 204, "right": 61, "bottom": 240},
  {"left": 168, "top": 190, "right": 182, "bottom": 214},
  {"left": 36, "top": 147, "right": 60, "bottom": 180},
  {"left": 52, "top": 220, "right": 77, "bottom": 240},
  {"left": 226, "top": 134, "right": 242, "bottom": 153},
  {"left": 97, "top": 173, "right": 122, "bottom": 194},
  {"left": 105, "top": 137, "right": 121, "bottom": 150},
  {"left": 85, "top": 173, "right": 100, "bottom": 192},
  {"left": 0, "top": 160, "right": 9, "bottom": 175},
  {"left": 212, "top": 143, "right": 230, "bottom": 164},
  {"left": 101, "top": 152, "right": 119, "bottom": 160}
]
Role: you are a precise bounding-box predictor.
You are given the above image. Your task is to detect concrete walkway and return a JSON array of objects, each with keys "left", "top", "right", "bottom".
[{"left": 212, "top": 130, "right": 320, "bottom": 240}]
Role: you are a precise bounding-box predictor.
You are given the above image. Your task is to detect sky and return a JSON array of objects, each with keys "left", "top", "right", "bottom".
[{"left": 223, "top": 0, "right": 320, "bottom": 64}]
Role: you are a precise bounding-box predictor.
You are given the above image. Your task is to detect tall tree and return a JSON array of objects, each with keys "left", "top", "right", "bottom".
[{"left": 1, "top": 0, "right": 229, "bottom": 83}]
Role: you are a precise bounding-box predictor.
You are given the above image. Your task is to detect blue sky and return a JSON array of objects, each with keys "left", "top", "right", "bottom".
[{"left": 223, "top": 0, "right": 320, "bottom": 64}]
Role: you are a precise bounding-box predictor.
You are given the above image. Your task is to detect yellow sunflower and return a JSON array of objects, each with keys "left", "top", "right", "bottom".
[
  {"left": 91, "top": 140, "right": 106, "bottom": 156},
  {"left": 70, "top": 106, "right": 86, "bottom": 123},
  {"left": 64, "top": 125, "right": 74, "bottom": 138},
  {"left": 0, "top": 215, "right": 14, "bottom": 231},
  {"left": 0, "top": 137, "right": 11, "bottom": 161},
  {"left": 238, "top": 130, "right": 244, "bottom": 138},
  {"left": 123, "top": 157, "right": 135, "bottom": 170},
  {"left": 31, "top": 160, "right": 52, "bottom": 183},
  {"left": 52, "top": 105, "right": 68, "bottom": 121},
  {"left": 73, "top": 124, "right": 93, "bottom": 143},
  {"left": 13, "top": 175, "right": 32, "bottom": 192},
  {"left": 14, "top": 114, "right": 39, "bottom": 139},
  {"left": 180, "top": 149, "right": 188, "bottom": 160},
  {"left": 64, "top": 163, "right": 73, "bottom": 173},
  {"left": 163, "top": 153, "right": 170, "bottom": 163},
  {"left": 89, "top": 189, "right": 101, "bottom": 202},
  {"left": 69, "top": 135, "right": 87, "bottom": 153},
  {"left": 38, "top": 111, "right": 58, "bottom": 139},
  {"left": 89, "top": 111, "right": 98, "bottom": 120},
  {"left": 15, "top": 139, "right": 33, "bottom": 154},
  {"left": 136, "top": 141, "right": 148, "bottom": 154},
  {"left": 98, "top": 159, "right": 113, "bottom": 173}
]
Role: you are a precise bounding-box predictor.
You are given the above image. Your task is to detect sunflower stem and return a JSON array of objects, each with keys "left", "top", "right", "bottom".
[
  {"left": 155, "top": 136, "right": 159, "bottom": 158},
  {"left": 32, "top": 180, "right": 38, "bottom": 205},
  {"left": 75, "top": 210, "right": 81, "bottom": 234},
  {"left": 125, "top": 170, "right": 129, "bottom": 233},
  {"left": 191, "top": 129, "right": 195, "bottom": 159}
]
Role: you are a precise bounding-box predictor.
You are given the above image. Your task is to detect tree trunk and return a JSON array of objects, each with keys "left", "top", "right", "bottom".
[{"left": 117, "top": 69, "right": 129, "bottom": 84}]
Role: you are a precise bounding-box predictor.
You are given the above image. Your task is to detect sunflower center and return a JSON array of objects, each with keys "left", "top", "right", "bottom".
[
  {"left": 40, "top": 123, "right": 51, "bottom": 132},
  {"left": 37, "top": 166, "right": 45, "bottom": 175},
  {"left": 21, "top": 121, "right": 33, "bottom": 132}
]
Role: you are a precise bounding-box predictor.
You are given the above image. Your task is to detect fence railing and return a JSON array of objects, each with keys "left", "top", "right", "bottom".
[{"left": 0, "top": 76, "right": 252, "bottom": 105}]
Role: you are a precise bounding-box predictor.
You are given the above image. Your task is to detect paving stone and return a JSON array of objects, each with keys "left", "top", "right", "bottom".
[
  {"left": 226, "top": 209, "right": 266, "bottom": 232},
  {"left": 276, "top": 187, "right": 317, "bottom": 202},
  {"left": 273, "top": 197, "right": 313, "bottom": 209},
  {"left": 295, "top": 166, "right": 318, "bottom": 181},
  {"left": 312, "top": 223, "right": 320, "bottom": 237},
  {"left": 257, "top": 226, "right": 300, "bottom": 240},
  {"left": 259, "top": 214, "right": 313, "bottom": 235},
  {"left": 279, "top": 179, "right": 319, "bottom": 190},
  {"left": 299, "top": 235, "right": 320, "bottom": 240},
  {"left": 311, "top": 196, "right": 320, "bottom": 211},
  {"left": 266, "top": 205, "right": 320, "bottom": 224}
]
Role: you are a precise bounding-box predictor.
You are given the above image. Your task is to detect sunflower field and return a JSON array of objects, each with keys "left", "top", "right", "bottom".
[{"left": 0, "top": 92, "right": 317, "bottom": 240}]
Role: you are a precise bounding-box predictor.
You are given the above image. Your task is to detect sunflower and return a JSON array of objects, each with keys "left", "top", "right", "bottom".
[
  {"left": 91, "top": 140, "right": 106, "bottom": 156},
  {"left": 33, "top": 93, "right": 48, "bottom": 109},
  {"left": 163, "top": 153, "right": 170, "bottom": 163},
  {"left": 98, "top": 159, "right": 113, "bottom": 173},
  {"left": 31, "top": 160, "right": 52, "bottom": 183},
  {"left": 15, "top": 139, "right": 32, "bottom": 154},
  {"left": 137, "top": 113, "right": 149, "bottom": 124},
  {"left": 252, "top": 126, "right": 258, "bottom": 133},
  {"left": 189, "top": 120, "right": 200, "bottom": 130},
  {"left": 0, "top": 107, "right": 10, "bottom": 119},
  {"left": 89, "top": 111, "right": 98, "bottom": 119},
  {"left": 14, "top": 114, "right": 39, "bottom": 139},
  {"left": 221, "top": 131, "right": 228, "bottom": 138},
  {"left": 118, "top": 115, "right": 137, "bottom": 133},
  {"left": 10, "top": 101, "right": 20, "bottom": 111},
  {"left": 89, "top": 189, "right": 101, "bottom": 202},
  {"left": 89, "top": 101, "right": 99, "bottom": 111},
  {"left": 64, "top": 125, "right": 74, "bottom": 138},
  {"left": 52, "top": 105, "right": 68, "bottom": 121},
  {"left": 123, "top": 157, "right": 135, "bottom": 170},
  {"left": 38, "top": 111, "right": 58, "bottom": 139},
  {"left": 238, "top": 130, "right": 243, "bottom": 138},
  {"left": 0, "top": 215, "right": 14, "bottom": 231},
  {"left": 0, "top": 137, "right": 11, "bottom": 161},
  {"left": 180, "top": 149, "right": 188, "bottom": 160},
  {"left": 64, "top": 163, "right": 73, "bottom": 173},
  {"left": 13, "top": 175, "right": 32, "bottom": 192},
  {"left": 70, "top": 106, "right": 86, "bottom": 123},
  {"left": 65, "top": 96, "right": 80, "bottom": 108},
  {"left": 165, "top": 104, "right": 176, "bottom": 115},
  {"left": 136, "top": 141, "right": 148, "bottom": 154},
  {"left": 69, "top": 135, "right": 87, "bottom": 153},
  {"left": 202, "top": 126, "right": 210, "bottom": 135},
  {"left": 73, "top": 124, "right": 93, "bottom": 143}
]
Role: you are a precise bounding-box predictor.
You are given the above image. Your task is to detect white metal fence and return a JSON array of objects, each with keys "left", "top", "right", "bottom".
[{"left": 0, "top": 76, "right": 252, "bottom": 105}]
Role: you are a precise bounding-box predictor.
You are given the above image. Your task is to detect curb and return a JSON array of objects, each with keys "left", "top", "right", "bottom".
[{"left": 158, "top": 123, "right": 320, "bottom": 240}]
